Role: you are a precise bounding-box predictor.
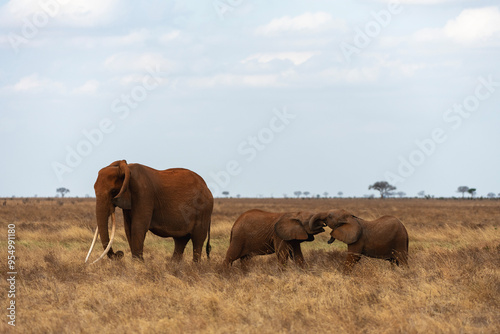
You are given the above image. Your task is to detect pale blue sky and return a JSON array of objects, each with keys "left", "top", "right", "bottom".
[{"left": 1, "top": 0, "right": 499, "bottom": 198}]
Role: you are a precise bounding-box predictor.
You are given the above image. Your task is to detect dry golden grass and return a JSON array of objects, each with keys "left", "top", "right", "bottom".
[{"left": 1, "top": 198, "right": 499, "bottom": 333}]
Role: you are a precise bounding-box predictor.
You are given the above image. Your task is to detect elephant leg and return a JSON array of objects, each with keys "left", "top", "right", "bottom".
[
  {"left": 129, "top": 218, "right": 151, "bottom": 262},
  {"left": 127, "top": 205, "right": 153, "bottom": 261},
  {"left": 191, "top": 228, "right": 207, "bottom": 263},
  {"left": 393, "top": 250, "right": 409, "bottom": 268},
  {"left": 223, "top": 240, "right": 243, "bottom": 268},
  {"left": 275, "top": 240, "right": 291, "bottom": 266},
  {"left": 173, "top": 236, "right": 191, "bottom": 262},
  {"left": 291, "top": 243, "right": 306, "bottom": 267},
  {"left": 130, "top": 229, "right": 148, "bottom": 261},
  {"left": 123, "top": 209, "right": 133, "bottom": 251},
  {"left": 223, "top": 233, "right": 248, "bottom": 267},
  {"left": 222, "top": 250, "right": 235, "bottom": 268}
]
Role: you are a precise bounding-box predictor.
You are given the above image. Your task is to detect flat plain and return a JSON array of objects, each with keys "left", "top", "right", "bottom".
[{"left": 0, "top": 198, "right": 499, "bottom": 333}]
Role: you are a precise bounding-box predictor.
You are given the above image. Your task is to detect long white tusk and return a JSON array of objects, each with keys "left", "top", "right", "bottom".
[
  {"left": 91, "top": 212, "right": 116, "bottom": 265},
  {"left": 85, "top": 226, "right": 99, "bottom": 263}
]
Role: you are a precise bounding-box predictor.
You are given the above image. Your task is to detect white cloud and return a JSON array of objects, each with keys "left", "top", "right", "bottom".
[
  {"left": 380, "top": 59, "right": 428, "bottom": 77},
  {"left": 443, "top": 7, "right": 500, "bottom": 44},
  {"left": 104, "top": 52, "right": 174, "bottom": 73},
  {"left": 72, "top": 80, "right": 99, "bottom": 95},
  {"left": 320, "top": 67, "right": 381, "bottom": 84},
  {"left": 69, "top": 29, "right": 180, "bottom": 50},
  {"left": 413, "top": 27, "right": 443, "bottom": 43},
  {"left": 159, "top": 30, "right": 181, "bottom": 44},
  {"left": 256, "top": 12, "right": 344, "bottom": 35},
  {"left": 414, "top": 6, "right": 500, "bottom": 45},
  {"left": 242, "top": 52, "right": 319, "bottom": 66},
  {"left": 187, "top": 74, "right": 280, "bottom": 88},
  {"left": 0, "top": 0, "right": 120, "bottom": 27},
  {"left": 70, "top": 30, "right": 151, "bottom": 49},
  {"left": 379, "top": 0, "right": 454, "bottom": 3},
  {"left": 10, "top": 73, "right": 65, "bottom": 93},
  {"left": 12, "top": 74, "right": 41, "bottom": 91},
  {"left": 113, "top": 73, "right": 172, "bottom": 88}
]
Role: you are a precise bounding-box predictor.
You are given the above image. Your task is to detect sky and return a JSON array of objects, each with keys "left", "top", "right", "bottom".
[{"left": 1, "top": 0, "right": 499, "bottom": 198}]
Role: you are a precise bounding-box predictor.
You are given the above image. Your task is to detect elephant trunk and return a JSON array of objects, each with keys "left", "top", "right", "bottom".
[
  {"left": 96, "top": 195, "right": 113, "bottom": 252},
  {"left": 309, "top": 212, "right": 328, "bottom": 233},
  {"left": 85, "top": 195, "right": 117, "bottom": 264}
]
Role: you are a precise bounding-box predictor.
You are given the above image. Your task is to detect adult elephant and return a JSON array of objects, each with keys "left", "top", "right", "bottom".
[
  {"left": 85, "top": 160, "right": 213, "bottom": 264},
  {"left": 309, "top": 209, "right": 409, "bottom": 271},
  {"left": 223, "top": 209, "right": 325, "bottom": 268}
]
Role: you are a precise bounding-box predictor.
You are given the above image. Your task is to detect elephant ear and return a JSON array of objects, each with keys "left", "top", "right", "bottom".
[
  {"left": 111, "top": 160, "right": 131, "bottom": 210},
  {"left": 332, "top": 216, "right": 362, "bottom": 245},
  {"left": 274, "top": 215, "right": 310, "bottom": 241}
]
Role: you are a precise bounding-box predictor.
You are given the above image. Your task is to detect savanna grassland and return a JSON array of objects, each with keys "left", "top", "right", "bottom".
[{"left": 0, "top": 197, "right": 499, "bottom": 333}]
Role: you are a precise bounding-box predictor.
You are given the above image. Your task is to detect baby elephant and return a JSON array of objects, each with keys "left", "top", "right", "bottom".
[
  {"left": 310, "top": 209, "right": 409, "bottom": 271},
  {"left": 223, "top": 209, "right": 325, "bottom": 268}
]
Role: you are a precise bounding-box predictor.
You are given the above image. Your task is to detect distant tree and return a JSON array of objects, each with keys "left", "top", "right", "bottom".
[
  {"left": 457, "top": 186, "right": 469, "bottom": 198},
  {"left": 294, "top": 191, "right": 302, "bottom": 198},
  {"left": 303, "top": 191, "right": 310, "bottom": 198},
  {"left": 396, "top": 191, "right": 406, "bottom": 198},
  {"left": 323, "top": 192, "right": 329, "bottom": 198},
  {"left": 368, "top": 181, "right": 396, "bottom": 199},
  {"left": 418, "top": 191, "right": 425, "bottom": 198},
  {"left": 222, "top": 191, "right": 230, "bottom": 198},
  {"left": 338, "top": 191, "right": 343, "bottom": 198},
  {"left": 236, "top": 194, "right": 241, "bottom": 198},
  {"left": 467, "top": 188, "right": 477, "bottom": 199},
  {"left": 487, "top": 192, "right": 496, "bottom": 199},
  {"left": 56, "top": 187, "right": 70, "bottom": 198}
]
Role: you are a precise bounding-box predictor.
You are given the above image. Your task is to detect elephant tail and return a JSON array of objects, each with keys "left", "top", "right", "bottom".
[{"left": 206, "top": 219, "right": 212, "bottom": 260}]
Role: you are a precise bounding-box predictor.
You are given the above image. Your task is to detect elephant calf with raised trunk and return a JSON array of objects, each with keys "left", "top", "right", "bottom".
[
  {"left": 310, "top": 209, "right": 409, "bottom": 271},
  {"left": 223, "top": 209, "right": 326, "bottom": 268},
  {"left": 86, "top": 160, "right": 213, "bottom": 264}
]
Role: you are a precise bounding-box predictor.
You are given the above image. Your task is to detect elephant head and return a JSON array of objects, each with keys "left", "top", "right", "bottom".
[
  {"left": 274, "top": 212, "right": 325, "bottom": 241},
  {"left": 86, "top": 160, "right": 130, "bottom": 263},
  {"left": 309, "top": 209, "right": 362, "bottom": 245}
]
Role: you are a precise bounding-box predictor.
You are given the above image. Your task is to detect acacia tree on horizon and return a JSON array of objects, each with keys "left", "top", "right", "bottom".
[
  {"left": 56, "top": 187, "right": 70, "bottom": 198},
  {"left": 467, "top": 188, "right": 477, "bottom": 199},
  {"left": 457, "top": 186, "right": 469, "bottom": 198},
  {"left": 368, "top": 181, "right": 396, "bottom": 199}
]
